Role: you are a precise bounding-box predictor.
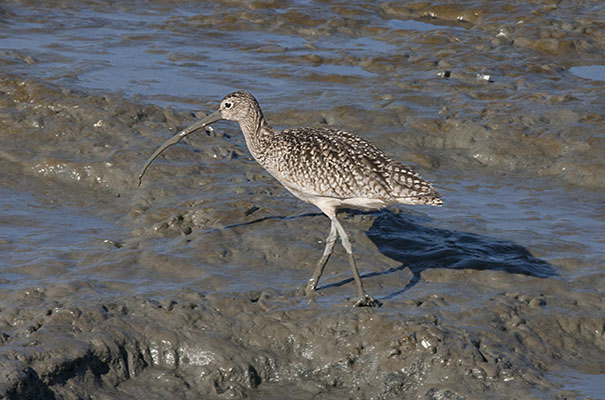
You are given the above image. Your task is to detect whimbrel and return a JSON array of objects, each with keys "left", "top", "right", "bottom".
[{"left": 138, "top": 91, "right": 442, "bottom": 307}]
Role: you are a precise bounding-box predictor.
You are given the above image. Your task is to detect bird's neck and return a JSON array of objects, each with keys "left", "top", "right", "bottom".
[{"left": 239, "top": 113, "right": 273, "bottom": 158}]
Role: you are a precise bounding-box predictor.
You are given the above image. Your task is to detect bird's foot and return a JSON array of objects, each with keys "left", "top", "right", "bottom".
[
  {"left": 304, "top": 288, "right": 321, "bottom": 304},
  {"left": 353, "top": 294, "right": 381, "bottom": 308},
  {"left": 304, "top": 280, "right": 319, "bottom": 298}
]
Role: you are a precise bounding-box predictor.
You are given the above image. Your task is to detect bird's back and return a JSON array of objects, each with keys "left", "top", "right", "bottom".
[{"left": 257, "top": 127, "right": 442, "bottom": 209}]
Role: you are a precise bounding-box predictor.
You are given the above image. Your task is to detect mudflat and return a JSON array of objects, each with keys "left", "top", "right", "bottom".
[{"left": 0, "top": 1, "right": 603, "bottom": 398}]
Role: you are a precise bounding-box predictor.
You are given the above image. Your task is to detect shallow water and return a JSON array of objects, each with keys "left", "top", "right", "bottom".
[
  {"left": 0, "top": 1, "right": 604, "bottom": 399},
  {"left": 546, "top": 369, "right": 605, "bottom": 400},
  {"left": 570, "top": 65, "right": 605, "bottom": 82}
]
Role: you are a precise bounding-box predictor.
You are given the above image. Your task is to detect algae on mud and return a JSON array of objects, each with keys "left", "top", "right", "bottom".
[{"left": 0, "top": 0, "right": 604, "bottom": 399}]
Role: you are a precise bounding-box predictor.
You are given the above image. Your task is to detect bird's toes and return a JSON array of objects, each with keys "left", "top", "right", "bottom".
[{"left": 304, "top": 281, "right": 320, "bottom": 298}]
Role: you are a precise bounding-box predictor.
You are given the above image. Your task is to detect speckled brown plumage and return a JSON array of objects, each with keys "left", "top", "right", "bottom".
[
  {"left": 263, "top": 127, "right": 441, "bottom": 205},
  {"left": 220, "top": 91, "right": 442, "bottom": 210}
]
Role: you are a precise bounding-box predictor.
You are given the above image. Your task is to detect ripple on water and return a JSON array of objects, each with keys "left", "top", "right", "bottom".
[{"left": 0, "top": 187, "right": 120, "bottom": 290}]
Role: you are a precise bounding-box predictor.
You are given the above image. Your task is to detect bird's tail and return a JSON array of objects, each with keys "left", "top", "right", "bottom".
[{"left": 395, "top": 189, "right": 443, "bottom": 206}]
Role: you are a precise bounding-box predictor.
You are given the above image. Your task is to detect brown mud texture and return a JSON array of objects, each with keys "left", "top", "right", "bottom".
[{"left": 1, "top": 0, "right": 604, "bottom": 399}]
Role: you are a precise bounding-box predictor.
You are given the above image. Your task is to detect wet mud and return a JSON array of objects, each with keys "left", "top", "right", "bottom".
[{"left": 1, "top": 1, "right": 604, "bottom": 399}]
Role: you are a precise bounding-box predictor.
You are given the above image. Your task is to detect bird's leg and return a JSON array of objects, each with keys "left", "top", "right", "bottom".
[
  {"left": 305, "top": 221, "right": 338, "bottom": 297},
  {"left": 331, "top": 216, "right": 380, "bottom": 307}
]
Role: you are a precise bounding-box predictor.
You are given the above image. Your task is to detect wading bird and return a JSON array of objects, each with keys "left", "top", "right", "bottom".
[{"left": 138, "top": 91, "right": 442, "bottom": 307}]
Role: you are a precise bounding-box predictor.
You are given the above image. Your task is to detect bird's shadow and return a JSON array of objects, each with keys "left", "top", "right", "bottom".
[
  {"left": 211, "top": 208, "right": 556, "bottom": 302},
  {"left": 320, "top": 209, "right": 557, "bottom": 300}
]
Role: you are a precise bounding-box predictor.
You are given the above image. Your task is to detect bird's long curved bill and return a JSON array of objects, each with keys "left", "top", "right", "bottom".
[{"left": 136, "top": 109, "right": 222, "bottom": 186}]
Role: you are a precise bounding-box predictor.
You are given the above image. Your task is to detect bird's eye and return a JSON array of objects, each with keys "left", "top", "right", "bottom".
[{"left": 224, "top": 102, "right": 232, "bottom": 109}]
